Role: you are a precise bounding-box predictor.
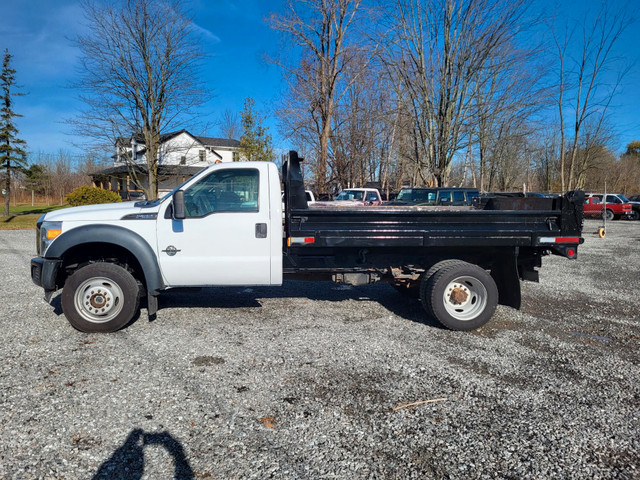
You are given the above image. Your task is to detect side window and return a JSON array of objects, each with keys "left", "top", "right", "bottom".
[
  {"left": 183, "top": 168, "right": 259, "bottom": 218},
  {"left": 439, "top": 191, "right": 452, "bottom": 203},
  {"left": 366, "top": 192, "right": 378, "bottom": 201},
  {"left": 452, "top": 191, "right": 465, "bottom": 203}
]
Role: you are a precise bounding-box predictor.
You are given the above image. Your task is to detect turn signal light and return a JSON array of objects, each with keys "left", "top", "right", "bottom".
[{"left": 46, "top": 229, "right": 62, "bottom": 240}]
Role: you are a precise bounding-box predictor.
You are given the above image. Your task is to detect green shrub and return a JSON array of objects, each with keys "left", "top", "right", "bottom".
[{"left": 66, "top": 186, "right": 122, "bottom": 206}]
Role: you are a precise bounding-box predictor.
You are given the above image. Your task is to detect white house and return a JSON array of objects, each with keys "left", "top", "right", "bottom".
[
  {"left": 115, "top": 129, "right": 241, "bottom": 166},
  {"left": 92, "top": 130, "right": 242, "bottom": 198}
]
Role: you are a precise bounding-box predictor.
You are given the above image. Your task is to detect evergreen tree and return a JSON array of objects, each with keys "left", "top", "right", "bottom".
[
  {"left": 0, "top": 49, "right": 26, "bottom": 216},
  {"left": 239, "top": 97, "right": 274, "bottom": 162},
  {"left": 625, "top": 141, "right": 640, "bottom": 157},
  {"left": 25, "top": 164, "right": 49, "bottom": 195}
]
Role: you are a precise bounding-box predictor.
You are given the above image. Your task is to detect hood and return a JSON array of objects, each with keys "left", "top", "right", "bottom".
[{"left": 43, "top": 201, "right": 159, "bottom": 222}]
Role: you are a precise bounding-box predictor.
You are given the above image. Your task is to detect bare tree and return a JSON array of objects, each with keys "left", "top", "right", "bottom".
[
  {"left": 72, "top": 0, "right": 207, "bottom": 200},
  {"left": 269, "top": 0, "right": 367, "bottom": 194},
  {"left": 552, "top": 3, "right": 631, "bottom": 191},
  {"left": 219, "top": 109, "right": 241, "bottom": 141},
  {"left": 472, "top": 37, "right": 547, "bottom": 192},
  {"left": 384, "top": 0, "right": 531, "bottom": 187}
]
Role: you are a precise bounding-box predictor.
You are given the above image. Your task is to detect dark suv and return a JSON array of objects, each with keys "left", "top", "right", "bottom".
[{"left": 387, "top": 187, "right": 479, "bottom": 206}]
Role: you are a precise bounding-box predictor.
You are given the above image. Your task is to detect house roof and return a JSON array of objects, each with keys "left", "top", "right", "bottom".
[
  {"left": 117, "top": 129, "right": 240, "bottom": 149},
  {"left": 195, "top": 136, "right": 240, "bottom": 148}
]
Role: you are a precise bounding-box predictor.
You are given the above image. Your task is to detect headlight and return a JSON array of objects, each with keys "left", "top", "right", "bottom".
[{"left": 39, "top": 221, "right": 63, "bottom": 256}]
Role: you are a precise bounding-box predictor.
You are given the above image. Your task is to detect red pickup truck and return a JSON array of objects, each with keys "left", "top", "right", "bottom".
[{"left": 583, "top": 194, "right": 633, "bottom": 220}]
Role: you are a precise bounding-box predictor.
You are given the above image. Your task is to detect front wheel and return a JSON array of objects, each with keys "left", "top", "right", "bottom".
[
  {"left": 629, "top": 210, "right": 640, "bottom": 221},
  {"left": 61, "top": 263, "right": 140, "bottom": 333},
  {"left": 420, "top": 262, "right": 498, "bottom": 331}
]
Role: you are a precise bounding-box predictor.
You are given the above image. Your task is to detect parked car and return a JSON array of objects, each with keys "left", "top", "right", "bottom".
[
  {"left": 315, "top": 188, "right": 383, "bottom": 206},
  {"left": 583, "top": 194, "right": 634, "bottom": 221},
  {"left": 386, "top": 187, "right": 479, "bottom": 206},
  {"left": 282, "top": 190, "right": 316, "bottom": 210},
  {"left": 612, "top": 194, "right": 640, "bottom": 220},
  {"left": 127, "top": 191, "right": 147, "bottom": 201}
]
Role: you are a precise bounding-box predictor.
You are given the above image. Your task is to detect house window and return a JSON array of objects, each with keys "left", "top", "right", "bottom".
[
  {"left": 180, "top": 156, "right": 186, "bottom": 165},
  {"left": 199, "top": 150, "right": 206, "bottom": 162}
]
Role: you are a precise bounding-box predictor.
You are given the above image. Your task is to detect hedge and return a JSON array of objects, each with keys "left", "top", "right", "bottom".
[{"left": 66, "top": 186, "right": 122, "bottom": 206}]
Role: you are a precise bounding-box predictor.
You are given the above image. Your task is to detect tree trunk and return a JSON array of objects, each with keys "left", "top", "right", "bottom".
[{"left": 4, "top": 159, "right": 10, "bottom": 217}]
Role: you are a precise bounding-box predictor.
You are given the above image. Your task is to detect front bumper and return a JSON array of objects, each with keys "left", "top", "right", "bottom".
[{"left": 31, "top": 257, "right": 62, "bottom": 292}]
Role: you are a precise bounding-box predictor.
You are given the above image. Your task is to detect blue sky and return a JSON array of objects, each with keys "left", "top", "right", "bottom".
[
  {"left": 1, "top": 0, "right": 638, "bottom": 160},
  {"left": 2, "top": 0, "right": 286, "bottom": 157}
]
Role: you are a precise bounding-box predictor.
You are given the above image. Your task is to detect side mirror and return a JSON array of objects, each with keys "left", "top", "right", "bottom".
[{"left": 173, "top": 190, "right": 186, "bottom": 220}]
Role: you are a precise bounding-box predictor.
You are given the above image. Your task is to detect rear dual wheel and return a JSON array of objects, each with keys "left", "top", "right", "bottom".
[{"left": 420, "top": 261, "right": 498, "bottom": 331}]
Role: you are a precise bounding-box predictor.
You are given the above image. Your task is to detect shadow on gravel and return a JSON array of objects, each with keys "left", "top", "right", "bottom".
[
  {"left": 93, "top": 429, "right": 194, "bottom": 480},
  {"left": 157, "top": 280, "right": 443, "bottom": 329},
  {"left": 47, "top": 281, "right": 442, "bottom": 330}
]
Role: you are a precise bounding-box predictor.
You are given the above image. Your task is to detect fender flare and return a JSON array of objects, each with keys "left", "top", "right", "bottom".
[{"left": 45, "top": 224, "right": 165, "bottom": 294}]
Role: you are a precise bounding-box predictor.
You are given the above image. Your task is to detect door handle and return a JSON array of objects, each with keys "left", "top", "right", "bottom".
[{"left": 255, "top": 223, "right": 268, "bottom": 238}]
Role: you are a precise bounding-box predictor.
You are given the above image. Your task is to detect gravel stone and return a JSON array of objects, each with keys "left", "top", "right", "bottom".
[{"left": 0, "top": 219, "right": 638, "bottom": 479}]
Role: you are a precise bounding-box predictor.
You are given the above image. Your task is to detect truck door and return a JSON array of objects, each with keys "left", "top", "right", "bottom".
[{"left": 156, "top": 164, "right": 279, "bottom": 286}]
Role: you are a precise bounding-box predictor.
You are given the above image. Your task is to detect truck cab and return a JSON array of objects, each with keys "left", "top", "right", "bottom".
[{"left": 32, "top": 161, "right": 283, "bottom": 332}]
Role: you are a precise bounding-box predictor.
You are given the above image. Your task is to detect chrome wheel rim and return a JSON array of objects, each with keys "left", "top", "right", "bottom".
[
  {"left": 442, "top": 275, "right": 488, "bottom": 321},
  {"left": 74, "top": 277, "right": 124, "bottom": 324}
]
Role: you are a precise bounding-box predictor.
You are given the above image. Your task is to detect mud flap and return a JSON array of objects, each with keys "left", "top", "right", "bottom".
[
  {"left": 147, "top": 293, "right": 158, "bottom": 320},
  {"left": 491, "top": 255, "right": 521, "bottom": 310}
]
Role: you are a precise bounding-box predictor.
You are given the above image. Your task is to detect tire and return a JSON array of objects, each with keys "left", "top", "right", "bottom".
[
  {"left": 629, "top": 210, "right": 640, "bottom": 221},
  {"left": 392, "top": 260, "right": 463, "bottom": 298},
  {"left": 420, "top": 261, "right": 498, "bottom": 331},
  {"left": 602, "top": 209, "right": 614, "bottom": 221},
  {"left": 61, "top": 263, "right": 140, "bottom": 333}
]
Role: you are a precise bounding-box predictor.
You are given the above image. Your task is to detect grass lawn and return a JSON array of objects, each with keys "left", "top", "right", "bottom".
[
  {"left": 0, "top": 214, "right": 41, "bottom": 230},
  {"left": 0, "top": 204, "right": 68, "bottom": 230},
  {"left": 8, "top": 204, "right": 68, "bottom": 215}
]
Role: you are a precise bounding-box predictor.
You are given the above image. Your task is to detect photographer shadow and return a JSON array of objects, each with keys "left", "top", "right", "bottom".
[{"left": 93, "top": 429, "right": 193, "bottom": 480}]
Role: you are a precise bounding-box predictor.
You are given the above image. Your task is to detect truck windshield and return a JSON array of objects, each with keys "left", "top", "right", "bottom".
[{"left": 336, "top": 190, "right": 365, "bottom": 201}]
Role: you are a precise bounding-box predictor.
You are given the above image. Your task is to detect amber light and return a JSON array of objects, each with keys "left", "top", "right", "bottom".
[{"left": 46, "top": 229, "right": 62, "bottom": 240}]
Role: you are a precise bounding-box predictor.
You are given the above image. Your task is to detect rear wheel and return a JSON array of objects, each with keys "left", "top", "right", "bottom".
[
  {"left": 629, "top": 210, "right": 640, "bottom": 221},
  {"left": 392, "top": 260, "right": 464, "bottom": 298},
  {"left": 420, "top": 262, "right": 498, "bottom": 331},
  {"left": 61, "top": 263, "right": 140, "bottom": 333},
  {"left": 602, "top": 209, "right": 614, "bottom": 221}
]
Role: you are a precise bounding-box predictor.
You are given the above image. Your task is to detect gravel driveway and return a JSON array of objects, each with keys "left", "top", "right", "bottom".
[{"left": 1, "top": 219, "right": 638, "bottom": 479}]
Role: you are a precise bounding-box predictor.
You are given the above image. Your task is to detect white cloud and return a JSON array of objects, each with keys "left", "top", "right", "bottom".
[{"left": 193, "top": 22, "right": 222, "bottom": 44}]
